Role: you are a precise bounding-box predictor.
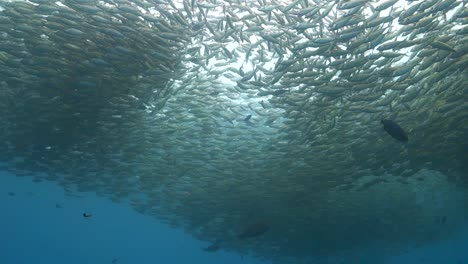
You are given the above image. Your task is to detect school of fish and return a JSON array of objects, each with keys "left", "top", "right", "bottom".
[{"left": 0, "top": 0, "right": 467, "bottom": 263}]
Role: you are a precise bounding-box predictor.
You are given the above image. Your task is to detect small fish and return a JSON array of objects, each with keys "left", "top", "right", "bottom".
[
  {"left": 237, "top": 221, "right": 270, "bottom": 239},
  {"left": 203, "top": 244, "right": 220, "bottom": 252},
  {"left": 381, "top": 119, "right": 408, "bottom": 142},
  {"left": 244, "top": 114, "right": 252, "bottom": 121},
  {"left": 429, "top": 41, "right": 457, "bottom": 53},
  {"left": 55, "top": 203, "right": 62, "bottom": 208},
  {"left": 8, "top": 192, "right": 15, "bottom": 196},
  {"left": 204, "top": 239, "right": 222, "bottom": 252},
  {"left": 83, "top": 213, "right": 92, "bottom": 218},
  {"left": 441, "top": 216, "right": 447, "bottom": 224},
  {"left": 111, "top": 258, "right": 118, "bottom": 263},
  {"left": 271, "top": 89, "right": 287, "bottom": 96}
]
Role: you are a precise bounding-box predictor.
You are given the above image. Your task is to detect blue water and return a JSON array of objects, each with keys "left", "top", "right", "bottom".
[
  {"left": 0, "top": 171, "right": 268, "bottom": 264},
  {"left": 1, "top": 170, "right": 467, "bottom": 264}
]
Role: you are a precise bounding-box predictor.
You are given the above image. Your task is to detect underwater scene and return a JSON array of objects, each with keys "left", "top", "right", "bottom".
[{"left": 0, "top": 0, "right": 467, "bottom": 263}]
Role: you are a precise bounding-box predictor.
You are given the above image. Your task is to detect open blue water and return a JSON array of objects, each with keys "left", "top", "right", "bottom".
[
  {"left": 0, "top": 171, "right": 268, "bottom": 264},
  {"left": 1, "top": 170, "right": 467, "bottom": 264}
]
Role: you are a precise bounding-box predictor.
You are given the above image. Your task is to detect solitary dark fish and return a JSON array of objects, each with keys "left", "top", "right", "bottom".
[
  {"left": 244, "top": 114, "right": 252, "bottom": 121},
  {"left": 55, "top": 203, "right": 62, "bottom": 208},
  {"left": 83, "top": 213, "right": 92, "bottom": 218},
  {"left": 111, "top": 258, "right": 118, "bottom": 263},
  {"left": 237, "top": 221, "right": 270, "bottom": 239},
  {"left": 203, "top": 244, "right": 220, "bottom": 252},
  {"left": 441, "top": 216, "right": 447, "bottom": 224},
  {"left": 203, "top": 239, "right": 222, "bottom": 252},
  {"left": 8, "top": 192, "right": 15, "bottom": 196},
  {"left": 381, "top": 119, "right": 408, "bottom": 142}
]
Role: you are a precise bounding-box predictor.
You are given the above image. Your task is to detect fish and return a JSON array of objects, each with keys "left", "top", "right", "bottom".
[
  {"left": 441, "top": 216, "right": 447, "bottom": 224},
  {"left": 83, "top": 213, "right": 92, "bottom": 218},
  {"left": 203, "top": 239, "right": 223, "bottom": 252},
  {"left": 237, "top": 221, "right": 270, "bottom": 239},
  {"left": 0, "top": 0, "right": 465, "bottom": 263},
  {"left": 429, "top": 41, "right": 457, "bottom": 53},
  {"left": 203, "top": 243, "right": 220, "bottom": 252},
  {"left": 381, "top": 119, "right": 408, "bottom": 142},
  {"left": 271, "top": 89, "right": 288, "bottom": 96}
]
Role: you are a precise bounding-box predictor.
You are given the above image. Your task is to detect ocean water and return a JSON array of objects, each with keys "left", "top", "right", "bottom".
[
  {"left": 2, "top": 170, "right": 468, "bottom": 264},
  {"left": 0, "top": 170, "right": 269, "bottom": 264}
]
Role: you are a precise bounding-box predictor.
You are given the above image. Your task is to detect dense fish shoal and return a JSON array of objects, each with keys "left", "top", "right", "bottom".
[{"left": 0, "top": 0, "right": 467, "bottom": 263}]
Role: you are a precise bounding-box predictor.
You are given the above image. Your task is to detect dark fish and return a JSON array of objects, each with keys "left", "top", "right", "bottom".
[
  {"left": 8, "top": 192, "right": 15, "bottom": 196},
  {"left": 237, "top": 221, "right": 270, "bottom": 239},
  {"left": 271, "top": 89, "right": 288, "bottom": 96},
  {"left": 441, "top": 216, "right": 447, "bottom": 224},
  {"left": 203, "top": 244, "right": 220, "bottom": 252},
  {"left": 204, "top": 239, "right": 222, "bottom": 252},
  {"left": 55, "top": 203, "right": 62, "bottom": 208},
  {"left": 244, "top": 114, "right": 252, "bottom": 121},
  {"left": 83, "top": 213, "right": 92, "bottom": 218},
  {"left": 381, "top": 119, "right": 408, "bottom": 142},
  {"left": 111, "top": 258, "right": 118, "bottom": 263}
]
